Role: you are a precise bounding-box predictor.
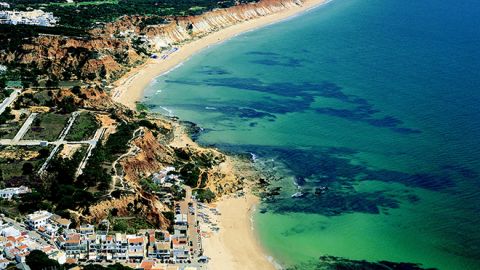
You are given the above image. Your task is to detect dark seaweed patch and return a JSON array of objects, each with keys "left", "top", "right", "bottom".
[
  {"left": 365, "top": 170, "right": 455, "bottom": 191},
  {"left": 163, "top": 77, "right": 420, "bottom": 134},
  {"left": 246, "top": 51, "right": 282, "bottom": 56},
  {"left": 286, "top": 256, "right": 437, "bottom": 270},
  {"left": 217, "top": 144, "right": 456, "bottom": 216},
  {"left": 270, "top": 190, "right": 400, "bottom": 216},
  {"left": 251, "top": 58, "right": 304, "bottom": 68},
  {"left": 315, "top": 105, "right": 421, "bottom": 134},
  {"left": 247, "top": 50, "right": 307, "bottom": 67},
  {"left": 197, "top": 65, "right": 231, "bottom": 75}
]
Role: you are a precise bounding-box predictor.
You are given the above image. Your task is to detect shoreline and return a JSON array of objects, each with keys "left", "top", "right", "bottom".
[
  {"left": 112, "top": 0, "right": 329, "bottom": 109},
  {"left": 111, "top": 0, "right": 329, "bottom": 269},
  {"left": 201, "top": 192, "right": 278, "bottom": 270}
]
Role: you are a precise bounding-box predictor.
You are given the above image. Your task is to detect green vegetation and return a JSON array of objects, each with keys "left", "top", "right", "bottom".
[
  {"left": 0, "top": 112, "right": 28, "bottom": 140},
  {"left": 162, "top": 211, "right": 175, "bottom": 233},
  {"left": 0, "top": 24, "right": 89, "bottom": 51},
  {"left": 0, "top": 88, "right": 13, "bottom": 103},
  {"left": 180, "top": 162, "right": 201, "bottom": 187},
  {"left": 9, "top": 0, "right": 256, "bottom": 28},
  {"left": 48, "top": 0, "right": 119, "bottom": 7},
  {"left": 194, "top": 188, "right": 215, "bottom": 202},
  {"left": 26, "top": 250, "right": 61, "bottom": 270},
  {"left": 136, "top": 102, "right": 148, "bottom": 112},
  {"left": 36, "top": 145, "right": 94, "bottom": 211},
  {"left": 65, "top": 112, "right": 100, "bottom": 141},
  {"left": 24, "top": 113, "right": 70, "bottom": 141},
  {"left": 140, "top": 178, "right": 161, "bottom": 193},
  {"left": 78, "top": 122, "right": 136, "bottom": 191},
  {"left": 0, "top": 146, "right": 49, "bottom": 189},
  {"left": 111, "top": 217, "right": 154, "bottom": 234},
  {"left": 0, "top": 107, "right": 15, "bottom": 125}
]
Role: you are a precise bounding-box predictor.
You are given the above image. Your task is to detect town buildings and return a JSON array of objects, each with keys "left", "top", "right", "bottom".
[
  {"left": 0, "top": 216, "right": 65, "bottom": 266},
  {"left": 0, "top": 10, "right": 57, "bottom": 27}
]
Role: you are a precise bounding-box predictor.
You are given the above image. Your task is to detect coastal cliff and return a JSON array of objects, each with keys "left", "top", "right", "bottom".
[
  {"left": 0, "top": 0, "right": 306, "bottom": 83},
  {"left": 105, "top": 0, "right": 304, "bottom": 50}
]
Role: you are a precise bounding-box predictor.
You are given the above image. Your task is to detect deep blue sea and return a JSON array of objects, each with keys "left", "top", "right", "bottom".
[{"left": 144, "top": 0, "right": 480, "bottom": 269}]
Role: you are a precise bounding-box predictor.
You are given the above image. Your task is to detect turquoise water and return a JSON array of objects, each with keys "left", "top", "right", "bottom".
[{"left": 144, "top": 0, "right": 480, "bottom": 269}]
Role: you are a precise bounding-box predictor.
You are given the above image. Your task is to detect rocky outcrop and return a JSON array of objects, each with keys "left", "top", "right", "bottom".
[
  {"left": 121, "top": 129, "right": 176, "bottom": 183},
  {"left": 84, "top": 193, "right": 169, "bottom": 228}
]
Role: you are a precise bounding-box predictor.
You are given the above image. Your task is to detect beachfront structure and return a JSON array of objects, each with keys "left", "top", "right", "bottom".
[
  {"left": 62, "top": 233, "right": 87, "bottom": 256},
  {"left": 26, "top": 211, "right": 52, "bottom": 230},
  {"left": 0, "top": 186, "right": 31, "bottom": 200},
  {"left": 15, "top": 208, "right": 201, "bottom": 265},
  {"left": 0, "top": 10, "right": 57, "bottom": 27},
  {"left": 50, "top": 216, "right": 71, "bottom": 230},
  {"left": 127, "top": 236, "right": 145, "bottom": 261},
  {"left": 79, "top": 224, "right": 95, "bottom": 236}
]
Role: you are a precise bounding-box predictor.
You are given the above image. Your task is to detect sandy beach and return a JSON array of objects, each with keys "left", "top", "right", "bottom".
[
  {"left": 200, "top": 193, "right": 276, "bottom": 270},
  {"left": 112, "top": 0, "right": 328, "bottom": 109}
]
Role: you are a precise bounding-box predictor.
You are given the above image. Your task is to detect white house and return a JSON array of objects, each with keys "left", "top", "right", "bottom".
[
  {"left": 0, "top": 226, "right": 21, "bottom": 238},
  {"left": 0, "top": 186, "right": 31, "bottom": 200},
  {"left": 26, "top": 210, "right": 52, "bottom": 229}
]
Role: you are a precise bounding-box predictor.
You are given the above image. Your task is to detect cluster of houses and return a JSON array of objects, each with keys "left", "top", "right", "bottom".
[
  {"left": 0, "top": 205, "right": 203, "bottom": 269},
  {"left": 0, "top": 215, "right": 66, "bottom": 269},
  {"left": 0, "top": 9, "right": 58, "bottom": 27},
  {"left": 0, "top": 166, "right": 204, "bottom": 269}
]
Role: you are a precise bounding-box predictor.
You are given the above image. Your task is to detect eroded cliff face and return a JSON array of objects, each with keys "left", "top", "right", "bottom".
[
  {"left": 121, "top": 129, "right": 176, "bottom": 184},
  {"left": 116, "top": 0, "right": 304, "bottom": 50},
  {"left": 0, "top": 35, "right": 143, "bottom": 82},
  {"left": 83, "top": 193, "right": 169, "bottom": 229}
]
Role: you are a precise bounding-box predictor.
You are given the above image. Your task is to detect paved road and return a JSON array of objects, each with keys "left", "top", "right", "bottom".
[
  {"left": 75, "top": 127, "right": 106, "bottom": 177},
  {"left": 0, "top": 89, "right": 20, "bottom": 115},
  {"left": 58, "top": 111, "right": 79, "bottom": 141},
  {"left": 179, "top": 186, "right": 202, "bottom": 259},
  {"left": 12, "top": 112, "right": 38, "bottom": 142}
]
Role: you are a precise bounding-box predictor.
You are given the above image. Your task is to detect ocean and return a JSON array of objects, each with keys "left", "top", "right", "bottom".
[{"left": 143, "top": 0, "right": 480, "bottom": 269}]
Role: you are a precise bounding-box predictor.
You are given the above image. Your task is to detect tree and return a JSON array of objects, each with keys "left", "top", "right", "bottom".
[
  {"left": 0, "top": 77, "right": 6, "bottom": 89},
  {"left": 71, "top": 85, "right": 81, "bottom": 95},
  {"left": 22, "top": 162, "right": 34, "bottom": 175},
  {"left": 21, "top": 80, "right": 30, "bottom": 89},
  {"left": 57, "top": 96, "right": 77, "bottom": 114},
  {"left": 45, "top": 79, "right": 59, "bottom": 88},
  {"left": 195, "top": 188, "right": 215, "bottom": 203},
  {"left": 38, "top": 148, "right": 50, "bottom": 158},
  {"left": 26, "top": 250, "right": 61, "bottom": 270}
]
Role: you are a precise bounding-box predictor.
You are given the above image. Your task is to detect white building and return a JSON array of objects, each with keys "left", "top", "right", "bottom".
[
  {"left": 152, "top": 166, "right": 176, "bottom": 185},
  {"left": 26, "top": 210, "right": 52, "bottom": 229},
  {"left": 0, "top": 226, "right": 21, "bottom": 238},
  {"left": 0, "top": 2, "right": 10, "bottom": 9},
  {"left": 0, "top": 186, "right": 31, "bottom": 200},
  {"left": 0, "top": 10, "right": 57, "bottom": 27}
]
